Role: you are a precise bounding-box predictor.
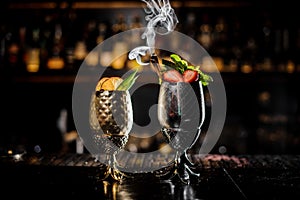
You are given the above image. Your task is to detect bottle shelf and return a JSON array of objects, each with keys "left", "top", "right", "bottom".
[
  {"left": 7, "top": 1, "right": 252, "bottom": 10},
  {"left": 3, "top": 71, "right": 299, "bottom": 85},
  {"left": 2, "top": 0, "right": 299, "bottom": 83}
]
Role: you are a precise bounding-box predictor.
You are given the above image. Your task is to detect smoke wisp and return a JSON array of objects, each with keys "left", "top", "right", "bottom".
[{"left": 128, "top": 0, "right": 178, "bottom": 65}]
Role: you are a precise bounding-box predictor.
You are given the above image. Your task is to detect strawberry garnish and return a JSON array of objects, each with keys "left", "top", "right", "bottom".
[
  {"left": 162, "top": 69, "right": 184, "bottom": 82},
  {"left": 183, "top": 70, "right": 199, "bottom": 83},
  {"left": 162, "top": 54, "right": 213, "bottom": 86}
]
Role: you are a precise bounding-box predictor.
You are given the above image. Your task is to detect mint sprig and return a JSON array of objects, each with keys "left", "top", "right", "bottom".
[
  {"left": 162, "top": 54, "right": 213, "bottom": 86},
  {"left": 198, "top": 71, "right": 213, "bottom": 86}
]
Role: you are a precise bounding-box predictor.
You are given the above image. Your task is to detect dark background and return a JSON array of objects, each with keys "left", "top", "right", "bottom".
[{"left": 0, "top": 0, "right": 299, "bottom": 155}]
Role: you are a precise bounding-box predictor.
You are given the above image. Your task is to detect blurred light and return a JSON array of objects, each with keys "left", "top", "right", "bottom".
[
  {"left": 47, "top": 57, "right": 64, "bottom": 70},
  {"left": 287, "top": 60, "right": 295, "bottom": 73},
  {"left": 7, "top": 149, "right": 13, "bottom": 155},
  {"left": 26, "top": 48, "right": 40, "bottom": 72},
  {"left": 218, "top": 145, "right": 227, "bottom": 154},
  {"left": 34, "top": 145, "right": 42, "bottom": 153},
  {"left": 100, "top": 51, "right": 113, "bottom": 67},
  {"left": 258, "top": 91, "right": 271, "bottom": 105},
  {"left": 127, "top": 143, "right": 138, "bottom": 153},
  {"left": 241, "top": 64, "right": 252, "bottom": 73},
  {"left": 140, "top": 139, "right": 150, "bottom": 149}
]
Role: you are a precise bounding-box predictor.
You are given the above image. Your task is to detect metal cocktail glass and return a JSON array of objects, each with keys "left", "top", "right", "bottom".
[{"left": 90, "top": 90, "right": 133, "bottom": 181}]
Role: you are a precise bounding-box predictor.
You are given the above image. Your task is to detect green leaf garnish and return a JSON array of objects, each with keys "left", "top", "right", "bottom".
[
  {"left": 199, "top": 71, "right": 213, "bottom": 86},
  {"left": 116, "top": 69, "right": 139, "bottom": 91},
  {"left": 170, "top": 54, "right": 188, "bottom": 73},
  {"left": 162, "top": 53, "right": 213, "bottom": 86}
]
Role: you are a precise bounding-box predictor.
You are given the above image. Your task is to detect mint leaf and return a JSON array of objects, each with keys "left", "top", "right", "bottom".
[
  {"left": 199, "top": 71, "right": 213, "bottom": 86},
  {"left": 170, "top": 54, "right": 188, "bottom": 73},
  {"left": 170, "top": 54, "right": 181, "bottom": 62}
]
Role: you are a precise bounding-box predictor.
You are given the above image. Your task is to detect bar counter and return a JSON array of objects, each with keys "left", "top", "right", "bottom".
[{"left": 1, "top": 152, "right": 300, "bottom": 199}]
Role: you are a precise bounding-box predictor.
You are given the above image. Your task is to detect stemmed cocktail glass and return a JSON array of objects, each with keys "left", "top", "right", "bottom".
[
  {"left": 90, "top": 89, "right": 133, "bottom": 181},
  {"left": 156, "top": 56, "right": 207, "bottom": 184}
]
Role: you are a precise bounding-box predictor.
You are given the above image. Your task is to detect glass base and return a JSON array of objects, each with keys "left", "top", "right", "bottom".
[{"left": 170, "top": 151, "right": 200, "bottom": 184}]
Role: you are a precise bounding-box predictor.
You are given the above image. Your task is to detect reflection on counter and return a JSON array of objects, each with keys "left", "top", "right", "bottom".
[{"left": 1, "top": 152, "right": 300, "bottom": 199}]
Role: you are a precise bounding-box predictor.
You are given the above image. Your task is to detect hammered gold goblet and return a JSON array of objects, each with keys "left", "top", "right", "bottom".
[{"left": 90, "top": 89, "right": 133, "bottom": 181}]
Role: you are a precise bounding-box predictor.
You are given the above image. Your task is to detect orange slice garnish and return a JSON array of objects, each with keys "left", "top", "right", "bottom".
[{"left": 96, "top": 77, "right": 123, "bottom": 91}]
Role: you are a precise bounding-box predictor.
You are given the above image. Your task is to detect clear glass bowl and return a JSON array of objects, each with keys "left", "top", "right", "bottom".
[{"left": 157, "top": 80, "right": 205, "bottom": 183}]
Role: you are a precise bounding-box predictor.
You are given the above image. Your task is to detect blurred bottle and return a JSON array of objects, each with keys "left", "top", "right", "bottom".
[
  {"left": 73, "top": 19, "right": 98, "bottom": 69},
  {"left": 213, "top": 16, "right": 231, "bottom": 72},
  {"left": 197, "top": 13, "right": 212, "bottom": 51},
  {"left": 112, "top": 14, "right": 128, "bottom": 34},
  {"left": 185, "top": 12, "right": 198, "bottom": 39},
  {"left": 257, "top": 13, "right": 274, "bottom": 72},
  {"left": 111, "top": 14, "right": 128, "bottom": 70},
  {"left": 74, "top": 41, "right": 88, "bottom": 68},
  {"left": 0, "top": 25, "right": 6, "bottom": 69},
  {"left": 295, "top": 29, "right": 300, "bottom": 72},
  {"left": 39, "top": 15, "right": 53, "bottom": 72},
  {"left": 25, "top": 27, "right": 41, "bottom": 73},
  {"left": 63, "top": 9, "right": 77, "bottom": 72},
  {"left": 85, "top": 19, "right": 99, "bottom": 68},
  {"left": 229, "top": 17, "right": 242, "bottom": 72},
  {"left": 129, "top": 14, "right": 143, "bottom": 46},
  {"left": 97, "top": 21, "right": 114, "bottom": 68},
  {"left": 96, "top": 22, "right": 109, "bottom": 45},
  {"left": 47, "top": 22, "right": 65, "bottom": 71},
  {"left": 3, "top": 26, "right": 25, "bottom": 74},
  {"left": 127, "top": 15, "right": 143, "bottom": 71}
]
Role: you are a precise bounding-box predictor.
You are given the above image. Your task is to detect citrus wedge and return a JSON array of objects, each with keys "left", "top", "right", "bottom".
[{"left": 96, "top": 77, "right": 123, "bottom": 91}]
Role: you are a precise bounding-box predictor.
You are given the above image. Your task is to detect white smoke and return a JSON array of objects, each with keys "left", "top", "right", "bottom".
[{"left": 129, "top": 0, "right": 178, "bottom": 65}]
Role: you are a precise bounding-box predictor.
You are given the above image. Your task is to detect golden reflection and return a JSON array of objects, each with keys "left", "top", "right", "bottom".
[
  {"left": 98, "top": 179, "right": 200, "bottom": 200},
  {"left": 102, "top": 181, "right": 133, "bottom": 200}
]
